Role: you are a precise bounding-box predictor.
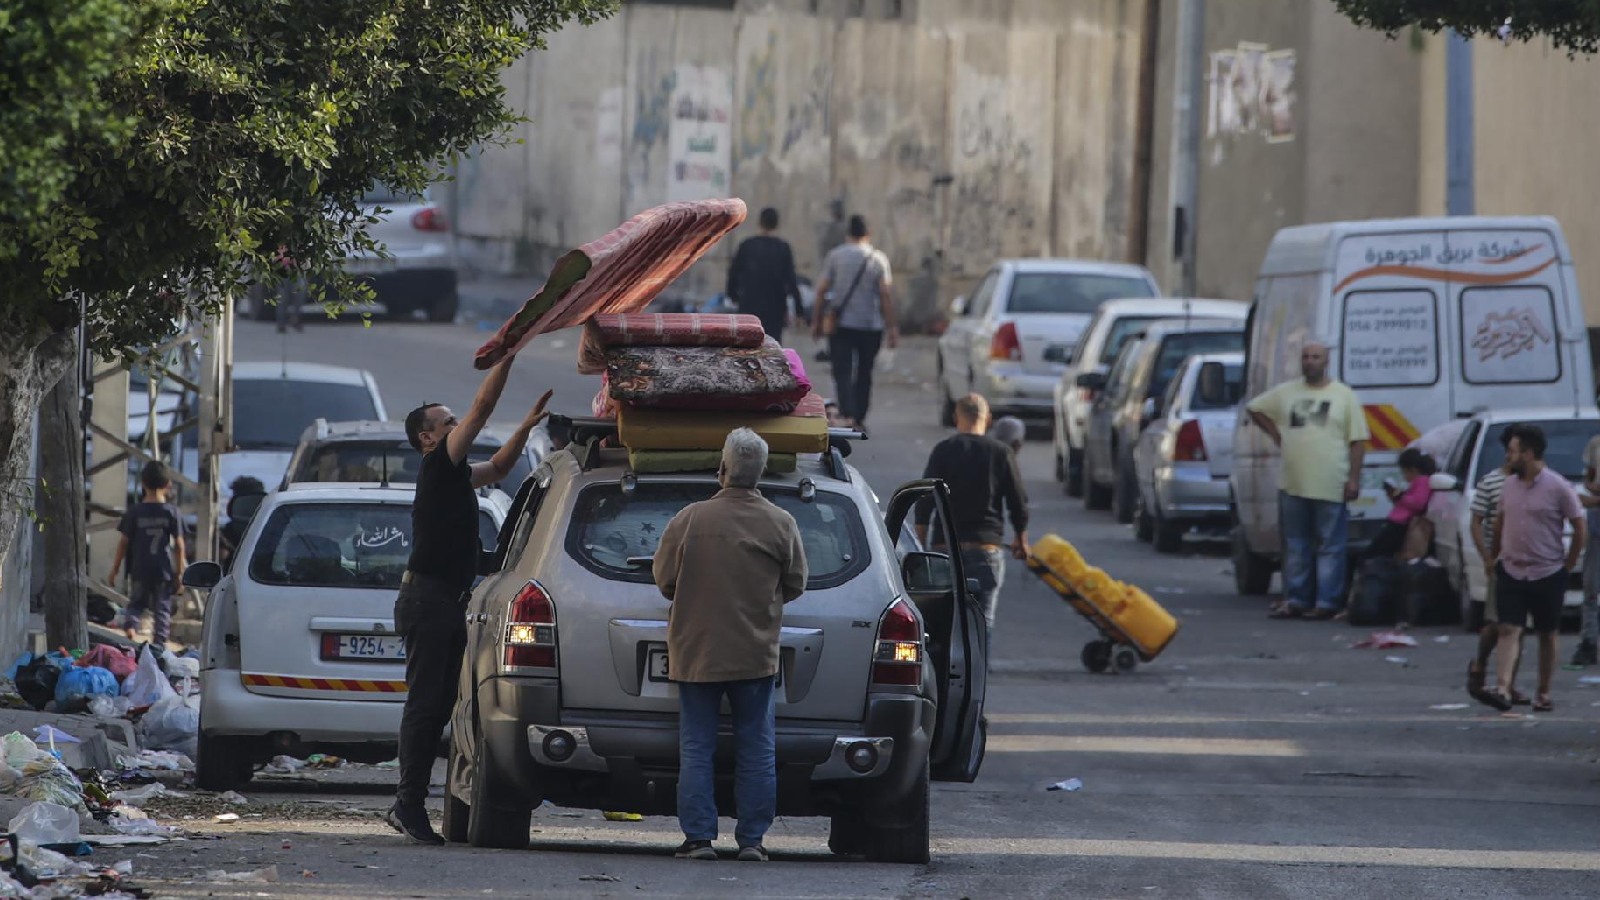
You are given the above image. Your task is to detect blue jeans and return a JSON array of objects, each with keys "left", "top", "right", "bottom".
[
  {"left": 960, "top": 546, "right": 1006, "bottom": 658},
  {"left": 1279, "top": 492, "right": 1349, "bottom": 612},
  {"left": 677, "top": 676, "right": 776, "bottom": 848}
]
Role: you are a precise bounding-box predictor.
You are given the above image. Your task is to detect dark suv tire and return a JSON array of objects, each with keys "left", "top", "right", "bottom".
[
  {"left": 466, "top": 739, "right": 531, "bottom": 849},
  {"left": 195, "top": 731, "right": 253, "bottom": 792},
  {"left": 441, "top": 742, "right": 470, "bottom": 844},
  {"left": 863, "top": 765, "right": 930, "bottom": 864}
]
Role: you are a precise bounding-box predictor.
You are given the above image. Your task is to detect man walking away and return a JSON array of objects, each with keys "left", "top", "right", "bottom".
[
  {"left": 1575, "top": 429, "right": 1600, "bottom": 666},
  {"left": 654, "top": 429, "right": 807, "bottom": 862},
  {"left": 1247, "top": 338, "right": 1369, "bottom": 620},
  {"left": 726, "top": 207, "right": 803, "bottom": 342},
  {"left": 1466, "top": 431, "right": 1529, "bottom": 710},
  {"left": 106, "top": 461, "right": 185, "bottom": 647},
  {"left": 388, "top": 359, "right": 551, "bottom": 845},
  {"left": 812, "top": 215, "right": 898, "bottom": 432},
  {"left": 918, "top": 394, "right": 1029, "bottom": 652},
  {"left": 1489, "top": 424, "right": 1585, "bottom": 713}
]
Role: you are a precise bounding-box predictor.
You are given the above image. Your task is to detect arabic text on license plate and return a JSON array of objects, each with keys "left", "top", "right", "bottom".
[{"left": 336, "top": 634, "right": 405, "bottom": 660}]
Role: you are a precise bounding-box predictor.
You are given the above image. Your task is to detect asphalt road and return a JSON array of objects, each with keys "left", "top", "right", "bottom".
[{"left": 131, "top": 314, "right": 1600, "bottom": 898}]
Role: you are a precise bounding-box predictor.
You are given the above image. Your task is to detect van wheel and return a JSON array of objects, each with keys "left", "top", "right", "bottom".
[
  {"left": 441, "top": 741, "right": 470, "bottom": 844},
  {"left": 467, "top": 738, "right": 531, "bottom": 849},
  {"left": 864, "top": 765, "right": 930, "bottom": 864},
  {"left": 195, "top": 732, "right": 252, "bottom": 792},
  {"left": 1232, "top": 525, "right": 1273, "bottom": 595}
]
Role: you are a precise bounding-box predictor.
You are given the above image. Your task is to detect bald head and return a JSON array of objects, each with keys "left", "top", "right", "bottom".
[
  {"left": 1300, "top": 340, "right": 1330, "bottom": 385},
  {"left": 955, "top": 393, "right": 991, "bottom": 434}
]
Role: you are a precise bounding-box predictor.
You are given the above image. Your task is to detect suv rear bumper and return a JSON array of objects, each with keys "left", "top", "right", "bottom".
[{"left": 476, "top": 675, "right": 934, "bottom": 816}]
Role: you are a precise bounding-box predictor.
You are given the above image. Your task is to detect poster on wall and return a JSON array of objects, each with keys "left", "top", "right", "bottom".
[
  {"left": 1461, "top": 287, "right": 1560, "bottom": 384},
  {"left": 667, "top": 65, "right": 733, "bottom": 202},
  {"left": 1341, "top": 289, "right": 1439, "bottom": 387}
]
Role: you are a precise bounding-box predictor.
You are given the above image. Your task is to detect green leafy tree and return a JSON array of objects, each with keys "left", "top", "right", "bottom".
[
  {"left": 0, "top": 0, "right": 616, "bottom": 646},
  {"left": 1332, "top": 1, "right": 1600, "bottom": 55}
]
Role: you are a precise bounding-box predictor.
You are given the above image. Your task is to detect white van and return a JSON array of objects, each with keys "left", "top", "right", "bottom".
[{"left": 1230, "top": 216, "right": 1595, "bottom": 595}]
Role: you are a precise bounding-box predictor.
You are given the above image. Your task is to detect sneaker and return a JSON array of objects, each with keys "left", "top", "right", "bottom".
[
  {"left": 385, "top": 802, "right": 444, "bottom": 846},
  {"left": 736, "top": 845, "right": 769, "bottom": 862},
  {"left": 1571, "top": 640, "right": 1598, "bottom": 667},
  {"left": 674, "top": 839, "right": 717, "bottom": 860}
]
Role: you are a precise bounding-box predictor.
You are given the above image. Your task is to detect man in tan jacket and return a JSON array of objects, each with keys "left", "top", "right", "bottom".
[{"left": 654, "top": 428, "right": 808, "bottom": 862}]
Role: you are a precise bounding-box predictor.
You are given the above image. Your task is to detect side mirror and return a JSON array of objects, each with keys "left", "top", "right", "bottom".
[
  {"left": 182, "top": 561, "right": 222, "bottom": 590},
  {"left": 1197, "top": 361, "right": 1228, "bottom": 406},
  {"left": 1428, "top": 473, "right": 1460, "bottom": 492},
  {"left": 949, "top": 295, "right": 968, "bottom": 317},
  {"left": 901, "top": 551, "right": 955, "bottom": 593},
  {"left": 1076, "top": 372, "right": 1106, "bottom": 391},
  {"left": 227, "top": 491, "right": 266, "bottom": 522}
]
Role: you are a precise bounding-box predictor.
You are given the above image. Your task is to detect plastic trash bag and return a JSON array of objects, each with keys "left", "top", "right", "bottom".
[
  {"left": 13, "top": 657, "right": 61, "bottom": 711},
  {"left": 54, "top": 665, "right": 119, "bottom": 712},
  {"left": 139, "top": 694, "right": 200, "bottom": 759},
  {"left": 77, "top": 646, "right": 137, "bottom": 682},
  {"left": 8, "top": 801, "right": 81, "bottom": 846},
  {"left": 88, "top": 694, "right": 135, "bottom": 719},
  {"left": 121, "top": 646, "right": 176, "bottom": 708}
]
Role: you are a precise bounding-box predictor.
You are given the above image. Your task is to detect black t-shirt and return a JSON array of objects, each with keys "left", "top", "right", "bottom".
[
  {"left": 726, "top": 235, "right": 802, "bottom": 321},
  {"left": 918, "top": 434, "right": 1030, "bottom": 546},
  {"left": 407, "top": 448, "right": 479, "bottom": 590},
  {"left": 118, "top": 502, "right": 181, "bottom": 582}
]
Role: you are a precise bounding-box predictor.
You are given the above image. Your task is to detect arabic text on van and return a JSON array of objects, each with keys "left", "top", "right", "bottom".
[{"left": 1364, "top": 239, "right": 1537, "bottom": 268}]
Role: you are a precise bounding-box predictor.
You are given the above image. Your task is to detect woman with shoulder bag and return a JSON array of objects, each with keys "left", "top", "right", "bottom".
[{"left": 811, "top": 215, "right": 899, "bottom": 432}]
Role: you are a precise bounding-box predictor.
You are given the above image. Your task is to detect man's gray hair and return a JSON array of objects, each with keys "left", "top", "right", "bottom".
[{"left": 721, "top": 427, "right": 769, "bottom": 488}]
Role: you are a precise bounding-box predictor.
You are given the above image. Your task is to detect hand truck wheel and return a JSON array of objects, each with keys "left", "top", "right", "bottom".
[
  {"left": 1081, "top": 639, "right": 1113, "bottom": 673},
  {"left": 1113, "top": 648, "right": 1138, "bottom": 673}
]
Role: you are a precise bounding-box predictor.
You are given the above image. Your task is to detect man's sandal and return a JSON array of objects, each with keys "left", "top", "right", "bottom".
[{"left": 1532, "top": 695, "right": 1554, "bottom": 713}]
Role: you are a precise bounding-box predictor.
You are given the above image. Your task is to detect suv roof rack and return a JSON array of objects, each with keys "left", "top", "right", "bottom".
[{"left": 545, "top": 414, "right": 865, "bottom": 481}]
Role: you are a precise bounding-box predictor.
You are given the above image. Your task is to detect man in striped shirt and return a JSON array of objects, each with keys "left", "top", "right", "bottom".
[{"left": 1467, "top": 429, "right": 1525, "bottom": 710}]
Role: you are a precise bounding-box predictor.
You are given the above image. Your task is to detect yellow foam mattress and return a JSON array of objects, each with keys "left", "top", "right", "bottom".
[
  {"left": 616, "top": 405, "right": 828, "bottom": 455},
  {"left": 627, "top": 449, "right": 797, "bottom": 475}
]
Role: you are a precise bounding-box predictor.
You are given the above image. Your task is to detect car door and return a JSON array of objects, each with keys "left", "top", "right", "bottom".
[
  {"left": 940, "top": 270, "right": 996, "bottom": 398},
  {"left": 882, "top": 480, "right": 988, "bottom": 783},
  {"left": 1090, "top": 343, "right": 1140, "bottom": 484}
]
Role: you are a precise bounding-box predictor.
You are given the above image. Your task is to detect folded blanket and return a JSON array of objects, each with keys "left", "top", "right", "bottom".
[
  {"left": 474, "top": 198, "right": 746, "bottom": 370},
  {"left": 606, "top": 341, "right": 808, "bottom": 412},
  {"left": 577, "top": 313, "right": 767, "bottom": 374}
]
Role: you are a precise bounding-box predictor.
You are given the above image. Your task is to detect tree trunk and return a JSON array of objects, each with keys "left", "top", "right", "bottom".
[
  {"left": 0, "top": 327, "right": 77, "bottom": 656},
  {"left": 39, "top": 334, "right": 88, "bottom": 651}
]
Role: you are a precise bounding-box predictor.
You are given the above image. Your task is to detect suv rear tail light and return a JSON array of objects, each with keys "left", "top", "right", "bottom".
[
  {"left": 1174, "top": 419, "right": 1208, "bottom": 462},
  {"left": 871, "top": 599, "right": 923, "bottom": 687},
  {"left": 990, "top": 322, "right": 1022, "bottom": 362},
  {"left": 411, "top": 207, "right": 449, "bottom": 233},
  {"left": 505, "top": 580, "right": 557, "bottom": 669}
]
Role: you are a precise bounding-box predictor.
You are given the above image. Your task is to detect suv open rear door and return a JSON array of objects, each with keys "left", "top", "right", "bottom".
[{"left": 884, "top": 480, "right": 989, "bottom": 783}]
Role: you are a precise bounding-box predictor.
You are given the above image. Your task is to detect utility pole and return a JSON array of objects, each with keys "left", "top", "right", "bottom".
[
  {"left": 1170, "top": 0, "right": 1206, "bottom": 297},
  {"left": 1445, "top": 30, "right": 1475, "bottom": 215}
]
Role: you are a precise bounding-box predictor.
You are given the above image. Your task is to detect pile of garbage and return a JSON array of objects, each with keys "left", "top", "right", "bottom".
[{"left": 5, "top": 646, "right": 200, "bottom": 762}]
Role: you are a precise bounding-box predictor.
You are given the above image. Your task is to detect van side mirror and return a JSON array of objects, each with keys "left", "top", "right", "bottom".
[
  {"left": 182, "top": 561, "right": 222, "bottom": 590},
  {"left": 1076, "top": 372, "right": 1106, "bottom": 391},
  {"left": 901, "top": 551, "right": 955, "bottom": 593},
  {"left": 949, "top": 296, "right": 967, "bottom": 317},
  {"left": 1428, "top": 473, "right": 1460, "bottom": 492}
]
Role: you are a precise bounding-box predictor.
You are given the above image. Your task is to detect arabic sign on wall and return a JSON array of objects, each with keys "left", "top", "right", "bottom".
[
  {"left": 1208, "top": 43, "right": 1295, "bottom": 143},
  {"left": 1462, "top": 288, "right": 1560, "bottom": 384},
  {"left": 667, "top": 65, "right": 733, "bottom": 202},
  {"left": 1342, "top": 289, "right": 1439, "bottom": 388}
]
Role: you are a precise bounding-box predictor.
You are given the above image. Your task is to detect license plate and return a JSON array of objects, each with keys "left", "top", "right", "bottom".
[
  {"left": 331, "top": 634, "right": 406, "bottom": 661},
  {"left": 646, "top": 648, "right": 782, "bottom": 685}
]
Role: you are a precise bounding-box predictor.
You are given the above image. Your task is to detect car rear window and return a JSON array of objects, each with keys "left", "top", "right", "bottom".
[
  {"left": 567, "top": 483, "right": 868, "bottom": 589},
  {"left": 1005, "top": 273, "right": 1156, "bottom": 315},
  {"left": 293, "top": 443, "right": 530, "bottom": 493},
  {"left": 249, "top": 502, "right": 497, "bottom": 589},
  {"left": 1187, "top": 362, "right": 1244, "bottom": 411},
  {"left": 1150, "top": 331, "right": 1245, "bottom": 398},
  {"left": 1100, "top": 315, "right": 1165, "bottom": 364},
  {"left": 233, "top": 380, "right": 381, "bottom": 450}
]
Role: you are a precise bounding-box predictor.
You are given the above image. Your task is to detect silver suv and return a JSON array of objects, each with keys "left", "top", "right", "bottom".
[{"left": 443, "top": 421, "right": 989, "bottom": 862}]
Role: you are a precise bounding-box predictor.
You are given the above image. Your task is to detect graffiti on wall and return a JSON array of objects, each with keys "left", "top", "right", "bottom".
[
  {"left": 667, "top": 65, "right": 733, "bottom": 201},
  {"left": 1207, "top": 43, "right": 1295, "bottom": 144},
  {"left": 738, "top": 33, "right": 777, "bottom": 162}
]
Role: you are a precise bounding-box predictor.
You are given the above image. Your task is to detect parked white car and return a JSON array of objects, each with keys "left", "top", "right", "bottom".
[
  {"left": 183, "top": 483, "right": 509, "bottom": 791},
  {"left": 221, "top": 363, "right": 387, "bottom": 511},
  {"left": 1133, "top": 352, "right": 1245, "bottom": 553},
  {"left": 1053, "top": 298, "right": 1246, "bottom": 495},
  {"left": 1421, "top": 409, "right": 1600, "bottom": 627},
  {"left": 936, "top": 259, "right": 1158, "bottom": 424}
]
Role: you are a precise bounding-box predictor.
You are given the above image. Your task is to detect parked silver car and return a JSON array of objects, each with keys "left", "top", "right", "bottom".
[
  {"left": 444, "top": 425, "right": 989, "bottom": 862},
  {"left": 936, "top": 259, "right": 1158, "bottom": 423},
  {"left": 1053, "top": 299, "right": 1246, "bottom": 496},
  {"left": 1133, "top": 353, "right": 1244, "bottom": 553}
]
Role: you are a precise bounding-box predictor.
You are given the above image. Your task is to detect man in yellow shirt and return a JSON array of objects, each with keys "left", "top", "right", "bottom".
[{"left": 1247, "top": 339, "right": 1370, "bottom": 619}]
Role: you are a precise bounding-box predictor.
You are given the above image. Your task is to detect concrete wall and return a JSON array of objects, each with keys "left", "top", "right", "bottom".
[
  {"left": 1438, "top": 36, "right": 1600, "bottom": 324},
  {"left": 451, "top": 0, "right": 1146, "bottom": 329},
  {"left": 1143, "top": 0, "right": 1420, "bottom": 301}
]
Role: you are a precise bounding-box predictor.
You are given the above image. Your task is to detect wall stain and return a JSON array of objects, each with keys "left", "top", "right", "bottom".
[{"left": 738, "top": 31, "right": 777, "bottom": 162}]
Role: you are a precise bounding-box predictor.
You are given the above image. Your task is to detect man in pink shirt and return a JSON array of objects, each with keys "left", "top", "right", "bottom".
[{"left": 1490, "top": 424, "right": 1586, "bottom": 712}]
